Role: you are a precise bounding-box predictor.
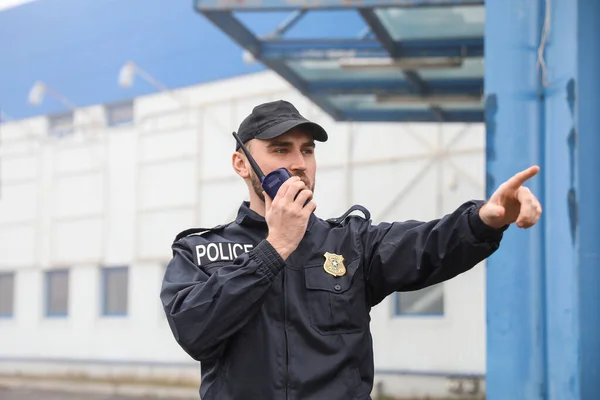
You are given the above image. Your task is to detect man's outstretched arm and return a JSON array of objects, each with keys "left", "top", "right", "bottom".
[{"left": 361, "top": 165, "right": 542, "bottom": 306}]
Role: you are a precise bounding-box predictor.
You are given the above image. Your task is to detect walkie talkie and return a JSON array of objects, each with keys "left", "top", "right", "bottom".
[{"left": 233, "top": 132, "right": 292, "bottom": 199}]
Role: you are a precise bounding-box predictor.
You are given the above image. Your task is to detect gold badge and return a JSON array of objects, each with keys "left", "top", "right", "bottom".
[{"left": 323, "top": 252, "right": 346, "bottom": 277}]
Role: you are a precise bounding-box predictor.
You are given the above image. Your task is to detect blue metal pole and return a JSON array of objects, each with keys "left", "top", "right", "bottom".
[
  {"left": 575, "top": 0, "right": 600, "bottom": 398},
  {"left": 484, "top": 1, "right": 546, "bottom": 399},
  {"left": 539, "top": 1, "right": 579, "bottom": 398}
]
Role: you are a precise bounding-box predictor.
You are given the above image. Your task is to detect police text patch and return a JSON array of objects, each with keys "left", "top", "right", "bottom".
[{"left": 195, "top": 242, "right": 254, "bottom": 266}]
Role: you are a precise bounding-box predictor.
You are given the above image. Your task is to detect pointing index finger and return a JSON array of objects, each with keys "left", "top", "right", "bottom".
[{"left": 504, "top": 165, "right": 540, "bottom": 189}]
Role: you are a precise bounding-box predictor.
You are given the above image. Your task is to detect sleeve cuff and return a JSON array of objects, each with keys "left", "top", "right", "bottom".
[
  {"left": 467, "top": 203, "right": 508, "bottom": 242},
  {"left": 250, "top": 240, "right": 286, "bottom": 281}
]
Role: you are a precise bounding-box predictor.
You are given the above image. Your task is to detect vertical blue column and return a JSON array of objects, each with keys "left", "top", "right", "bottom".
[
  {"left": 539, "top": 1, "right": 578, "bottom": 398},
  {"left": 576, "top": 0, "right": 600, "bottom": 398},
  {"left": 485, "top": 1, "right": 546, "bottom": 399}
]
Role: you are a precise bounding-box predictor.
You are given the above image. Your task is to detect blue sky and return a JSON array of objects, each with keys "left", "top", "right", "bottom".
[{"left": 0, "top": 0, "right": 365, "bottom": 120}]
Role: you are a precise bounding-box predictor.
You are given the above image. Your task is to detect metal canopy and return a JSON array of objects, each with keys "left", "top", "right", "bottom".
[{"left": 195, "top": 0, "right": 484, "bottom": 123}]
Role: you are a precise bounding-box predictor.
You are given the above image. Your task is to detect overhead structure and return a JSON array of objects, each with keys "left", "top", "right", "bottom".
[{"left": 195, "top": 0, "right": 484, "bottom": 123}]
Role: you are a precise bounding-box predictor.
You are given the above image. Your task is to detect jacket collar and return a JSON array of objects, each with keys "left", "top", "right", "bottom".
[{"left": 235, "top": 201, "right": 317, "bottom": 231}]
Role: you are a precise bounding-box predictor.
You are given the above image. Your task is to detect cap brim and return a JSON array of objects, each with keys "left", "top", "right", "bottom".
[{"left": 255, "top": 119, "right": 328, "bottom": 143}]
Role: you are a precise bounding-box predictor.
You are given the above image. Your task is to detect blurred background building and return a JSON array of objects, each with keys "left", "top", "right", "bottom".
[{"left": 0, "top": 1, "right": 598, "bottom": 400}]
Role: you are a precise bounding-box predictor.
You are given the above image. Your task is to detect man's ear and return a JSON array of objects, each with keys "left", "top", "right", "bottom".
[{"left": 232, "top": 151, "right": 250, "bottom": 179}]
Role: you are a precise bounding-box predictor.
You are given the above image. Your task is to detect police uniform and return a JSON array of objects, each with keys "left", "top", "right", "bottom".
[{"left": 160, "top": 101, "right": 506, "bottom": 399}]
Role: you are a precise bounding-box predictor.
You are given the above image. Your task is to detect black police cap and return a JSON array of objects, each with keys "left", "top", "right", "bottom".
[{"left": 234, "top": 100, "right": 328, "bottom": 150}]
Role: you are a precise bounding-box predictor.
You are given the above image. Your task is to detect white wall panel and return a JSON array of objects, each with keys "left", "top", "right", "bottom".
[
  {"left": 0, "top": 183, "right": 37, "bottom": 223},
  {"left": 53, "top": 173, "right": 104, "bottom": 218},
  {"left": 104, "top": 130, "right": 137, "bottom": 265},
  {"left": 138, "top": 159, "right": 196, "bottom": 211},
  {"left": 352, "top": 158, "right": 433, "bottom": 223},
  {"left": 139, "top": 108, "right": 194, "bottom": 133},
  {"left": 54, "top": 144, "right": 105, "bottom": 174},
  {"left": 352, "top": 123, "right": 434, "bottom": 162},
  {"left": 1, "top": 155, "right": 37, "bottom": 181},
  {"left": 199, "top": 180, "right": 249, "bottom": 228},
  {"left": 311, "top": 168, "right": 349, "bottom": 220},
  {"left": 139, "top": 128, "right": 198, "bottom": 163},
  {"left": 0, "top": 225, "right": 36, "bottom": 266},
  {"left": 200, "top": 103, "right": 238, "bottom": 180},
  {"left": 51, "top": 219, "right": 103, "bottom": 264},
  {"left": 138, "top": 209, "right": 196, "bottom": 261}
]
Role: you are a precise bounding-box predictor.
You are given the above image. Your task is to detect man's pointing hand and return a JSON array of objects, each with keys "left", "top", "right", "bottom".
[{"left": 479, "top": 165, "right": 543, "bottom": 229}]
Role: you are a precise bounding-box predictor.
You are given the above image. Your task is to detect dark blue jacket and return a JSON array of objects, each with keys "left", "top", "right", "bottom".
[{"left": 160, "top": 201, "right": 504, "bottom": 399}]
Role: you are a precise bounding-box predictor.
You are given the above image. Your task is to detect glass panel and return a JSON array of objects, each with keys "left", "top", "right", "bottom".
[
  {"left": 105, "top": 100, "right": 133, "bottom": 127},
  {"left": 329, "top": 94, "right": 482, "bottom": 112},
  {"left": 376, "top": 6, "right": 485, "bottom": 41},
  {"left": 103, "top": 267, "right": 128, "bottom": 316},
  {"left": 288, "top": 60, "right": 407, "bottom": 81},
  {"left": 48, "top": 112, "right": 74, "bottom": 137},
  {"left": 396, "top": 284, "right": 444, "bottom": 315},
  {"left": 47, "top": 270, "right": 69, "bottom": 316},
  {"left": 0, "top": 272, "right": 15, "bottom": 317},
  {"left": 287, "top": 58, "right": 483, "bottom": 82},
  {"left": 418, "top": 58, "right": 484, "bottom": 80},
  {"left": 330, "top": 95, "right": 430, "bottom": 111}
]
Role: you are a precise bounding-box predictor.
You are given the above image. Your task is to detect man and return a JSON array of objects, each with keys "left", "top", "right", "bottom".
[{"left": 160, "top": 100, "right": 542, "bottom": 400}]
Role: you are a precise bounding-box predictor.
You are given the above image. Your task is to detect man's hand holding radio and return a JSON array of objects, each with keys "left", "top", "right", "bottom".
[{"left": 265, "top": 176, "right": 316, "bottom": 261}]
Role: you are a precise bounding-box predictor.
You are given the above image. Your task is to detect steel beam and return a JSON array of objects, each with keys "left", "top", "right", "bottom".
[
  {"left": 260, "top": 38, "right": 483, "bottom": 60},
  {"left": 201, "top": 11, "right": 262, "bottom": 55},
  {"left": 266, "top": 10, "right": 306, "bottom": 38},
  {"left": 202, "top": 11, "right": 342, "bottom": 120},
  {"left": 307, "top": 78, "right": 482, "bottom": 96},
  {"left": 196, "top": 0, "right": 483, "bottom": 11},
  {"left": 341, "top": 109, "right": 481, "bottom": 122},
  {"left": 358, "top": 9, "right": 398, "bottom": 57}
]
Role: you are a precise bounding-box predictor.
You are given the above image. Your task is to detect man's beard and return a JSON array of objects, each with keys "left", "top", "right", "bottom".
[{"left": 250, "top": 171, "right": 314, "bottom": 203}]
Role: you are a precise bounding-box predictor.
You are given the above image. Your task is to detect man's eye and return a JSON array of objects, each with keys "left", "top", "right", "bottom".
[
  {"left": 302, "top": 150, "right": 314, "bottom": 155},
  {"left": 274, "top": 148, "right": 287, "bottom": 153}
]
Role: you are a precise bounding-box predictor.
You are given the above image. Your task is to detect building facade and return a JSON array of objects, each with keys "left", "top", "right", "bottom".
[{"left": 0, "top": 71, "right": 486, "bottom": 398}]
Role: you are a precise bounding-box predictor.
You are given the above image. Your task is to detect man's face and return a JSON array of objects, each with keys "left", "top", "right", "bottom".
[{"left": 244, "top": 127, "right": 317, "bottom": 202}]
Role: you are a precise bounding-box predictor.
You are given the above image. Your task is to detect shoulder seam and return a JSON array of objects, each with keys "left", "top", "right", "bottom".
[{"left": 173, "top": 222, "right": 233, "bottom": 243}]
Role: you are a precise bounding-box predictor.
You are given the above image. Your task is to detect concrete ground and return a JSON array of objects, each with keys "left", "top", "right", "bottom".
[
  {"left": 0, "top": 377, "right": 198, "bottom": 400},
  {"left": 0, "top": 387, "right": 158, "bottom": 400}
]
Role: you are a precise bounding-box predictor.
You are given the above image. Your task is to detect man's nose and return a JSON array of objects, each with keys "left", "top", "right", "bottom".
[{"left": 289, "top": 151, "right": 306, "bottom": 171}]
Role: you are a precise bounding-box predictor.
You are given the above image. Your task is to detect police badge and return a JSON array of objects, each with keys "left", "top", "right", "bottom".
[{"left": 323, "top": 252, "right": 346, "bottom": 277}]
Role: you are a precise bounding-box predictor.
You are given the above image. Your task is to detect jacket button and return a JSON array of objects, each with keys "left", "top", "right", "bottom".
[{"left": 334, "top": 284, "right": 342, "bottom": 291}]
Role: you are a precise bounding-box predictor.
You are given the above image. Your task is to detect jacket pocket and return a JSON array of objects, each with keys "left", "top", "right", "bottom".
[{"left": 304, "top": 258, "right": 366, "bottom": 335}]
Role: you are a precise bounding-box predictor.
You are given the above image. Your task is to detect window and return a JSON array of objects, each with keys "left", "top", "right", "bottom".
[
  {"left": 105, "top": 100, "right": 134, "bottom": 127},
  {"left": 0, "top": 272, "right": 15, "bottom": 318},
  {"left": 45, "top": 269, "right": 69, "bottom": 317},
  {"left": 395, "top": 284, "right": 444, "bottom": 316},
  {"left": 101, "top": 266, "right": 128, "bottom": 316},
  {"left": 48, "top": 112, "right": 74, "bottom": 137}
]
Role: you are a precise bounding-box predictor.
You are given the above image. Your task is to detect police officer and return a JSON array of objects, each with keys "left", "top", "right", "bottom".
[{"left": 160, "top": 100, "right": 542, "bottom": 400}]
